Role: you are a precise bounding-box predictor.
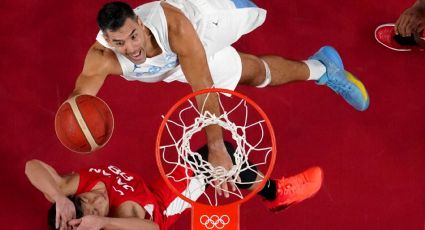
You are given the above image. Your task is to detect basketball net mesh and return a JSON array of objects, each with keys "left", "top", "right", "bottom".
[{"left": 160, "top": 91, "right": 272, "bottom": 206}]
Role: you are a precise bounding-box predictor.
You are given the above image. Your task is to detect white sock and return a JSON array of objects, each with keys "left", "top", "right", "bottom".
[{"left": 303, "top": 60, "right": 326, "bottom": 81}]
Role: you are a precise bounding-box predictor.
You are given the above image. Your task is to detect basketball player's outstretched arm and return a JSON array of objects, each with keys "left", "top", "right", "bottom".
[
  {"left": 25, "top": 160, "right": 79, "bottom": 230},
  {"left": 69, "top": 215, "right": 159, "bottom": 230},
  {"left": 162, "top": 3, "right": 236, "bottom": 197},
  {"left": 71, "top": 42, "right": 122, "bottom": 97},
  {"left": 395, "top": 0, "right": 425, "bottom": 36}
]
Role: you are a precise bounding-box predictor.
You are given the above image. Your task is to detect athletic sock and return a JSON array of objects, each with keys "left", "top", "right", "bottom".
[
  {"left": 303, "top": 59, "right": 326, "bottom": 81},
  {"left": 258, "top": 179, "right": 277, "bottom": 201}
]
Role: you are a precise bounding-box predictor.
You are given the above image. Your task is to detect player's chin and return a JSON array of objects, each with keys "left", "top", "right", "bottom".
[{"left": 128, "top": 52, "right": 146, "bottom": 64}]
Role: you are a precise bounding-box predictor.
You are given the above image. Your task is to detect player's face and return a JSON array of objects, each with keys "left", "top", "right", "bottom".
[
  {"left": 105, "top": 17, "right": 147, "bottom": 64},
  {"left": 78, "top": 190, "right": 109, "bottom": 217}
]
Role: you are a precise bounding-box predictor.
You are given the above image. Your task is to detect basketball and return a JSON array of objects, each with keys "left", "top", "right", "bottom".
[{"left": 55, "top": 95, "right": 114, "bottom": 153}]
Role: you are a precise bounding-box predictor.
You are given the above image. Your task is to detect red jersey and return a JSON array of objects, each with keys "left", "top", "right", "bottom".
[
  {"left": 75, "top": 165, "right": 167, "bottom": 228},
  {"left": 75, "top": 165, "right": 200, "bottom": 229}
]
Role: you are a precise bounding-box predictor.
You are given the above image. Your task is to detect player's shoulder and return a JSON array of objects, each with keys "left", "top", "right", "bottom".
[
  {"left": 115, "top": 200, "right": 147, "bottom": 219},
  {"left": 88, "top": 42, "right": 117, "bottom": 61},
  {"left": 160, "top": 1, "right": 197, "bottom": 54},
  {"left": 160, "top": 2, "right": 191, "bottom": 34},
  {"left": 84, "top": 41, "right": 121, "bottom": 75},
  {"left": 59, "top": 172, "right": 80, "bottom": 195}
]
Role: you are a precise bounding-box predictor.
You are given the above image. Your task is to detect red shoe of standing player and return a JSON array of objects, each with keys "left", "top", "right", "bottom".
[{"left": 264, "top": 166, "right": 323, "bottom": 213}]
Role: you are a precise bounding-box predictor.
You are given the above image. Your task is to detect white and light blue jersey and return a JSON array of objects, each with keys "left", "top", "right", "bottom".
[{"left": 96, "top": 0, "right": 266, "bottom": 84}]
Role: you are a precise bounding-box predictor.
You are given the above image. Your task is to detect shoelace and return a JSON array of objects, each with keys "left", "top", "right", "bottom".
[
  {"left": 283, "top": 183, "right": 296, "bottom": 196},
  {"left": 327, "top": 76, "right": 352, "bottom": 98},
  {"left": 281, "top": 173, "right": 311, "bottom": 196}
]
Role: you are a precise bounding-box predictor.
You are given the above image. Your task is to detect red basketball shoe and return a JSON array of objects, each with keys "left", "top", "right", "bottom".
[
  {"left": 375, "top": 23, "right": 424, "bottom": 51},
  {"left": 264, "top": 166, "right": 323, "bottom": 212}
]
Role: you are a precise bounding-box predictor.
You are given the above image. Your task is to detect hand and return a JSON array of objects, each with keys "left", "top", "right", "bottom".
[
  {"left": 54, "top": 195, "right": 76, "bottom": 230},
  {"left": 395, "top": 3, "right": 425, "bottom": 37},
  {"left": 207, "top": 147, "right": 237, "bottom": 198},
  {"left": 69, "top": 215, "right": 106, "bottom": 230}
]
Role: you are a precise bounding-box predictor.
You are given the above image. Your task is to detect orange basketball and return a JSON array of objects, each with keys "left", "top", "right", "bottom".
[{"left": 55, "top": 95, "right": 114, "bottom": 153}]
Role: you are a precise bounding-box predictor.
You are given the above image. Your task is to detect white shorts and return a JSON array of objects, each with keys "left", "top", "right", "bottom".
[
  {"left": 167, "top": 0, "right": 266, "bottom": 56},
  {"left": 162, "top": 46, "right": 242, "bottom": 90}
]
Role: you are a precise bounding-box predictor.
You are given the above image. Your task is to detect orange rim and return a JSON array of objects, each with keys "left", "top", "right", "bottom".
[{"left": 156, "top": 88, "right": 277, "bottom": 206}]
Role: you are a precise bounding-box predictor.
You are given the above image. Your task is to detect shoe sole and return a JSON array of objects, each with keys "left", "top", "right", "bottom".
[{"left": 345, "top": 71, "right": 370, "bottom": 110}]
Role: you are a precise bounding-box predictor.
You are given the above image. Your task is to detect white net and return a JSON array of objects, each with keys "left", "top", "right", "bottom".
[{"left": 159, "top": 90, "right": 273, "bottom": 206}]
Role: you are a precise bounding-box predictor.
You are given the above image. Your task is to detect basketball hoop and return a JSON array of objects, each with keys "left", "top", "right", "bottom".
[{"left": 156, "top": 88, "right": 276, "bottom": 229}]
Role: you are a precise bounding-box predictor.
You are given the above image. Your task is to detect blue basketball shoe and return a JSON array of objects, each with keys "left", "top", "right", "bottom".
[{"left": 310, "top": 46, "right": 369, "bottom": 111}]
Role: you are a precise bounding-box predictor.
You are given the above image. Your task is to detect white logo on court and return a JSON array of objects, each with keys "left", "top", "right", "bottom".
[{"left": 199, "top": 215, "right": 230, "bottom": 229}]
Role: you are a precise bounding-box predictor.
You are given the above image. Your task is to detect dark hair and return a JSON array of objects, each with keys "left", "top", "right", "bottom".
[
  {"left": 97, "top": 1, "right": 137, "bottom": 33},
  {"left": 47, "top": 196, "right": 84, "bottom": 230}
]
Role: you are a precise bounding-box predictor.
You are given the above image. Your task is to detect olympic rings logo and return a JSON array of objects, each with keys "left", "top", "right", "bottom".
[{"left": 199, "top": 215, "right": 230, "bottom": 229}]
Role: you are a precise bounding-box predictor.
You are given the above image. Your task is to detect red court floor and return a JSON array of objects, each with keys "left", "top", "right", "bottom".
[{"left": 1, "top": 0, "right": 424, "bottom": 229}]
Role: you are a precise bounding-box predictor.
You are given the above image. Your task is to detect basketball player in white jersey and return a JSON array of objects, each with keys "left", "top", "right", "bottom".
[{"left": 71, "top": 0, "right": 369, "bottom": 196}]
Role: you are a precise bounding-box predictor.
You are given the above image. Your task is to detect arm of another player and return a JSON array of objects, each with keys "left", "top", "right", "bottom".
[
  {"left": 163, "top": 3, "right": 235, "bottom": 197},
  {"left": 70, "top": 200, "right": 158, "bottom": 230},
  {"left": 395, "top": 0, "right": 425, "bottom": 36},
  {"left": 25, "top": 159, "right": 80, "bottom": 230},
  {"left": 69, "top": 216, "right": 159, "bottom": 230},
  {"left": 71, "top": 42, "right": 122, "bottom": 97}
]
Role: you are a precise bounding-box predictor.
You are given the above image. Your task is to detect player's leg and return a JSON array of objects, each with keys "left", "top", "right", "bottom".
[
  {"left": 238, "top": 49, "right": 370, "bottom": 111},
  {"left": 238, "top": 53, "right": 311, "bottom": 86},
  {"left": 196, "top": 142, "right": 323, "bottom": 212},
  {"left": 150, "top": 170, "right": 205, "bottom": 228}
]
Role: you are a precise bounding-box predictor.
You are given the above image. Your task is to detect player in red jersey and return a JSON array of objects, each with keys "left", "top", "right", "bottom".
[{"left": 25, "top": 145, "right": 323, "bottom": 230}]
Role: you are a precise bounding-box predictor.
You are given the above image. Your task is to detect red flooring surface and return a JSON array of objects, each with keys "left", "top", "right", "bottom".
[{"left": 1, "top": 0, "right": 424, "bottom": 229}]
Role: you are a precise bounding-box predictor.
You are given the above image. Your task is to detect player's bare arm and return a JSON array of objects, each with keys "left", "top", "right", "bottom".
[
  {"left": 72, "top": 42, "right": 122, "bottom": 97},
  {"left": 101, "top": 217, "right": 159, "bottom": 230},
  {"left": 162, "top": 2, "right": 235, "bottom": 196},
  {"left": 25, "top": 159, "right": 79, "bottom": 202},
  {"left": 114, "top": 200, "right": 147, "bottom": 219},
  {"left": 25, "top": 160, "right": 80, "bottom": 230},
  {"left": 162, "top": 2, "right": 227, "bottom": 155},
  {"left": 69, "top": 200, "right": 158, "bottom": 230},
  {"left": 69, "top": 215, "right": 159, "bottom": 230}
]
